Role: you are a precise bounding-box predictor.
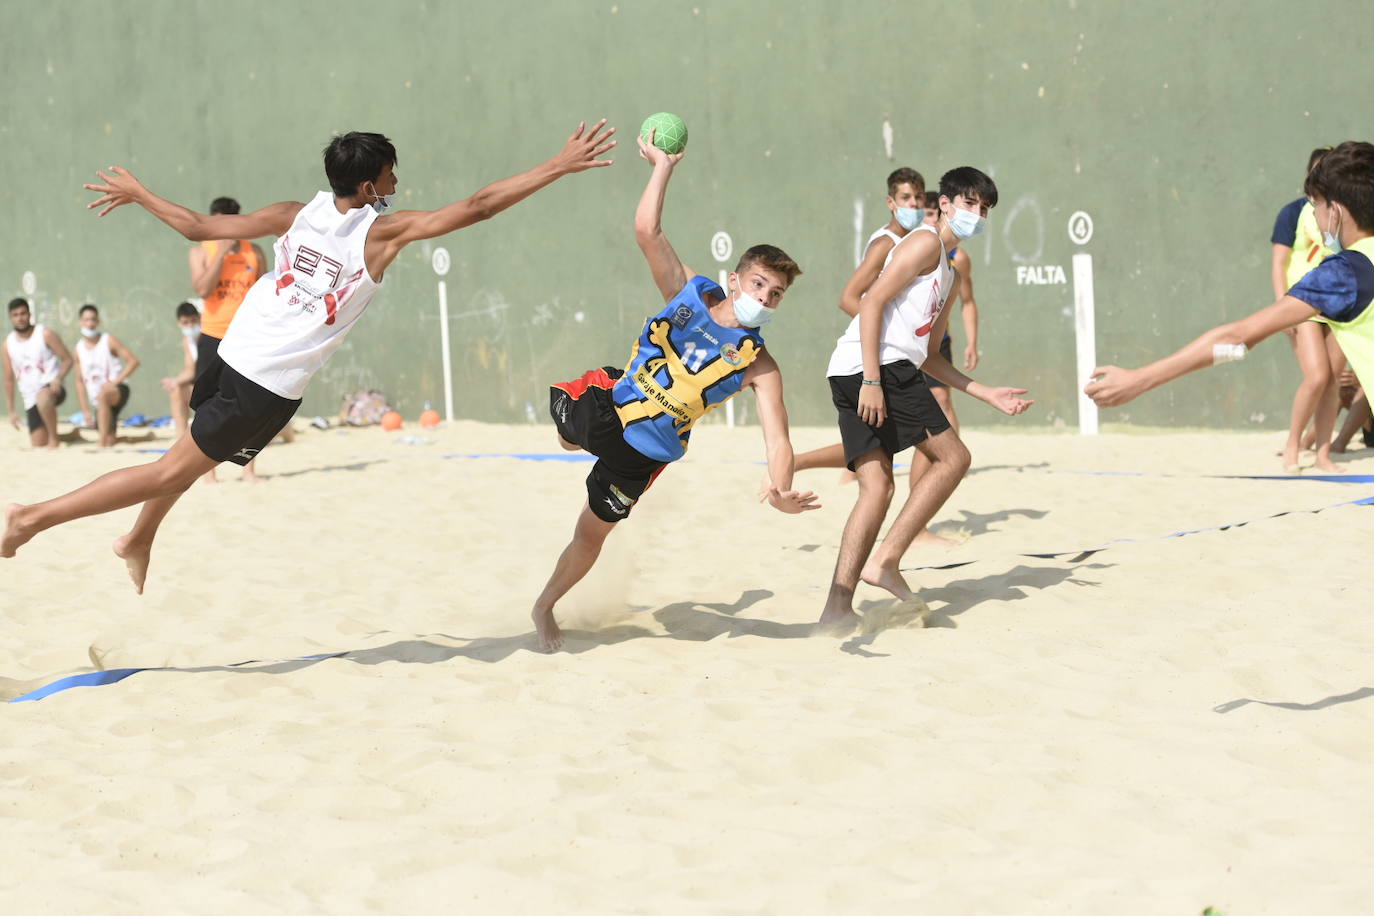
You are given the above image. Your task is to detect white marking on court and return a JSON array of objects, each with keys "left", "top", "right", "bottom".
[
  {"left": 1068, "top": 210, "right": 1094, "bottom": 245},
  {"left": 1073, "top": 252, "right": 1098, "bottom": 436},
  {"left": 21, "top": 271, "right": 36, "bottom": 295},
  {"left": 710, "top": 231, "right": 733, "bottom": 263},
  {"left": 853, "top": 198, "right": 864, "bottom": 267},
  {"left": 882, "top": 120, "right": 893, "bottom": 160}
]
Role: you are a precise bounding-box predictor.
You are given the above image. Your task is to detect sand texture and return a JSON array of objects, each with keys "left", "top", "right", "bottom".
[{"left": 3, "top": 420, "right": 1373, "bottom": 914}]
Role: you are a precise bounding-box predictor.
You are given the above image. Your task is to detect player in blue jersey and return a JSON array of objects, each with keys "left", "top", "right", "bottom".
[{"left": 531, "top": 132, "right": 820, "bottom": 651}]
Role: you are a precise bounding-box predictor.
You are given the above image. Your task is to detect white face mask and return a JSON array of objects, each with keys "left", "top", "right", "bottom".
[
  {"left": 894, "top": 206, "right": 923, "bottom": 231},
  {"left": 947, "top": 205, "right": 986, "bottom": 240},
  {"left": 181, "top": 325, "right": 200, "bottom": 338},
  {"left": 80, "top": 326, "right": 100, "bottom": 339},
  {"left": 366, "top": 182, "right": 396, "bottom": 213},
  {"left": 731, "top": 283, "right": 776, "bottom": 328}
]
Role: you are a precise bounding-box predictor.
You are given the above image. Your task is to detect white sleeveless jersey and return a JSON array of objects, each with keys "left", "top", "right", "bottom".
[
  {"left": 866, "top": 226, "right": 903, "bottom": 254},
  {"left": 826, "top": 224, "right": 952, "bottom": 378},
  {"left": 185, "top": 335, "right": 198, "bottom": 364},
  {"left": 218, "top": 191, "right": 382, "bottom": 399},
  {"left": 5, "top": 325, "right": 61, "bottom": 409},
  {"left": 77, "top": 333, "right": 124, "bottom": 402}
]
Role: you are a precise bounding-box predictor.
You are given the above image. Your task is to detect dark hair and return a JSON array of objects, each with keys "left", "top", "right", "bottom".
[
  {"left": 7, "top": 297, "right": 28, "bottom": 313},
  {"left": 939, "top": 166, "right": 999, "bottom": 209},
  {"left": 734, "top": 244, "right": 803, "bottom": 286},
  {"left": 209, "top": 197, "right": 241, "bottom": 215},
  {"left": 78, "top": 303, "right": 98, "bottom": 317},
  {"left": 886, "top": 167, "right": 925, "bottom": 198},
  {"left": 924, "top": 190, "right": 942, "bottom": 209},
  {"left": 323, "top": 132, "right": 398, "bottom": 196},
  {"left": 1307, "top": 146, "right": 1334, "bottom": 175},
  {"left": 175, "top": 301, "right": 200, "bottom": 321},
  {"left": 1305, "top": 141, "right": 1374, "bottom": 231}
]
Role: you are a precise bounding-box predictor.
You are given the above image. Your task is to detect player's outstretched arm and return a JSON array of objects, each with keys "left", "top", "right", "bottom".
[
  {"left": 746, "top": 351, "right": 819, "bottom": 514},
  {"left": 1085, "top": 296, "right": 1317, "bottom": 408},
  {"left": 837, "top": 239, "right": 893, "bottom": 318},
  {"left": 634, "top": 131, "right": 695, "bottom": 302},
  {"left": 85, "top": 167, "right": 302, "bottom": 240},
  {"left": 375, "top": 120, "right": 615, "bottom": 256},
  {"left": 920, "top": 306, "right": 1032, "bottom": 415}
]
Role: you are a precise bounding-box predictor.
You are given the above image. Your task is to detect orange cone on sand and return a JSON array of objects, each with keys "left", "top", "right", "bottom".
[
  {"left": 380, "top": 410, "right": 403, "bottom": 431},
  {"left": 419, "top": 401, "right": 441, "bottom": 429}
]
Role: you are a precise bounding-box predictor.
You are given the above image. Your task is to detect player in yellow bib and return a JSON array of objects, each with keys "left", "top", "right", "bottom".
[{"left": 1088, "top": 143, "right": 1374, "bottom": 458}]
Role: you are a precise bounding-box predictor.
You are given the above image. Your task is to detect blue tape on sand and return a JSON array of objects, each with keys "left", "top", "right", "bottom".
[
  {"left": 7, "top": 652, "right": 348, "bottom": 704},
  {"left": 440, "top": 452, "right": 595, "bottom": 462}
]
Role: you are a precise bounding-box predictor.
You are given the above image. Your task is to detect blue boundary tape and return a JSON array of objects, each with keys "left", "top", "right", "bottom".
[{"left": 7, "top": 652, "right": 347, "bottom": 704}]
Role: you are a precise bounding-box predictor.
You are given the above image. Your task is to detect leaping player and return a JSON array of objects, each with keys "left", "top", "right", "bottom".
[{"left": 2, "top": 121, "right": 617, "bottom": 591}]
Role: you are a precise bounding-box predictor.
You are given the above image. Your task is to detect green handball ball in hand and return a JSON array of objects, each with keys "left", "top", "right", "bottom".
[{"left": 640, "top": 112, "right": 688, "bottom": 155}]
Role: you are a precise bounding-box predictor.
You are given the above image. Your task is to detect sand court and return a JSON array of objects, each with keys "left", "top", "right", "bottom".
[{"left": 4, "top": 422, "right": 1374, "bottom": 913}]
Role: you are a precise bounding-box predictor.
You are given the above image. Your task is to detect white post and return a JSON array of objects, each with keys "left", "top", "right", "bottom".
[
  {"left": 438, "top": 280, "right": 455, "bottom": 422},
  {"left": 432, "top": 248, "right": 455, "bottom": 422},
  {"left": 1072, "top": 252, "right": 1098, "bottom": 435}
]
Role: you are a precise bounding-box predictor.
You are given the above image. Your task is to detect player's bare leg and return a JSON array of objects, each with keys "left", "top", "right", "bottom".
[
  {"left": 905, "top": 443, "right": 959, "bottom": 547},
  {"left": 861, "top": 429, "right": 971, "bottom": 597},
  {"left": 112, "top": 490, "right": 186, "bottom": 594},
  {"left": 1310, "top": 331, "right": 1347, "bottom": 473},
  {"left": 97, "top": 386, "right": 119, "bottom": 448},
  {"left": 1, "top": 433, "right": 217, "bottom": 560},
  {"left": 1333, "top": 390, "right": 1371, "bottom": 452},
  {"left": 765, "top": 443, "right": 854, "bottom": 498},
  {"left": 1283, "top": 321, "right": 1331, "bottom": 472},
  {"left": 33, "top": 387, "right": 61, "bottom": 451},
  {"left": 531, "top": 503, "right": 616, "bottom": 651},
  {"left": 817, "top": 451, "right": 894, "bottom": 633}
]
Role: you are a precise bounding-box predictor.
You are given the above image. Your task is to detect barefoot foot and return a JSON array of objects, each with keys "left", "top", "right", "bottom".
[
  {"left": 1313, "top": 456, "right": 1344, "bottom": 474},
  {"left": 860, "top": 563, "right": 916, "bottom": 602},
  {"left": 532, "top": 606, "right": 564, "bottom": 652},
  {"left": 1, "top": 503, "right": 36, "bottom": 558},
  {"left": 814, "top": 606, "right": 861, "bottom": 635},
  {"left": 112, "top": 535, "right": 152, "bottom": 595}
]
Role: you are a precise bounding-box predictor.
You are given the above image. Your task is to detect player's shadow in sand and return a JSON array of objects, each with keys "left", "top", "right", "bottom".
[
  {"left": 963, "top": 461, "right": 1051, "bottom": 478},
  {"left": 928, "top": 506, "right": 1050, "bottom": 538},
  {"left": 263, "top": 459, "right": 390, "bottom": 480},
  {"left": 839, "top": 561, "right": 1111, "bottom": 657},
  {"left": 159, "top": 589, "right": 800, "bottom": 679},
  {"left": 1212, "top": 686, "right": 1374, "bottom": 714}
]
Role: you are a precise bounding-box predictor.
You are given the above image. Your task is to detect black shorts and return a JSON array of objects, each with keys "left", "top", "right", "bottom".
[
  {"left": 25, "top": 386, "right": 67, "bottom": 432},
  {"left": 550, "top": 367, "right": 667, "bottom": 523},
  {"left": 195, "top": 333, "right": 222, "bottom": 380},
  {"left": 925, "top": 334, "right": 955, "bottom": 388},
  {"left": 190, "top": 355, "right": 300, "bottom": 466},
  {"left": 829, "top": 359, "right": 951, "bottom": 470}
]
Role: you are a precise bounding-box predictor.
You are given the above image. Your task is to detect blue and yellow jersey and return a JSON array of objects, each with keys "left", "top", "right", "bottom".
[
  {"left": 1286, "top": 201, "right": 1334, "bottom": 289},
  {"left": 1288, "top": 237, "right": 1374, "bottom": 394},
  {"left": 613, "top": 276, "right": 763, "bottom": 463}
]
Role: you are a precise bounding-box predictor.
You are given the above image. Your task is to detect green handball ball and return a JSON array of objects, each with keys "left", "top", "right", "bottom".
[{"left": 640, "top": 112, "right": 688, "bottom": 155}]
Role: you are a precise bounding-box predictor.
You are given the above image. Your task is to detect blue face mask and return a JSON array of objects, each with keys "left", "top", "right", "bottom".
[
  {"left": 1323, "top": 207, "right": 1343, "bottom": 253},
  {"left": 948, "top": 206, "right": 986, "bottom": 240},
  {"left": 732, "top": 287, "right": 776, "bottom": 328},
  {"left": 894, "top": 206, "right": 923, "bottom": 231}
]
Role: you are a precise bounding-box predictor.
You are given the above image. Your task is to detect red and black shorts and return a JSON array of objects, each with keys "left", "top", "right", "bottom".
[{"left": 550, "top": 367, "right": 666, "bottom": 523}]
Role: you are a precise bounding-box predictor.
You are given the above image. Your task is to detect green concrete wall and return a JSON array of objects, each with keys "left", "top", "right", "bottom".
[{"left": 3, "top": 0, "right": 1370, "bottom": 429}]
